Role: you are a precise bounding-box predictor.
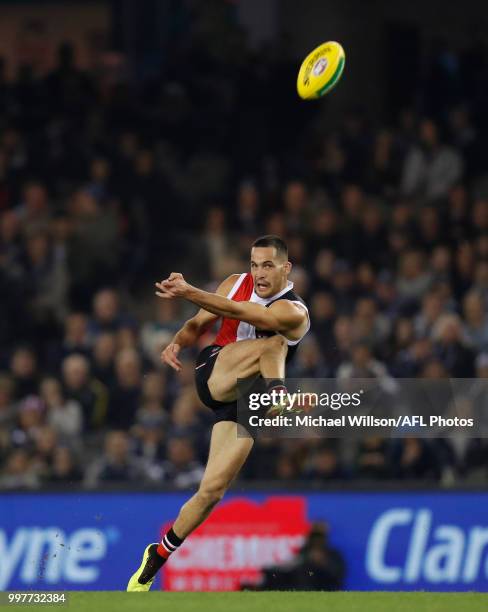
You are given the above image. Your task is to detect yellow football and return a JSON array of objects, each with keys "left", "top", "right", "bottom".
[{"left": 297, "top": 41, "right": 346, "bottom": 100}]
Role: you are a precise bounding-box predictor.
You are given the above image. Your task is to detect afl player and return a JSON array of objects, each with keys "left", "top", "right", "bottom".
[{"left": 128, "top": 235, "right": 310, "bottom": 591}]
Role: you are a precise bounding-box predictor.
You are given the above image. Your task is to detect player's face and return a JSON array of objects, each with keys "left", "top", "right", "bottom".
[{"left": 250, "top": 246, "right": 291, "bottom": 298}]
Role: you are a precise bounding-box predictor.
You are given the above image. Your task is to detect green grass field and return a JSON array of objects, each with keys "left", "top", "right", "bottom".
[{"left": 34, "top": 591, "right": 488, "bottom": 611}]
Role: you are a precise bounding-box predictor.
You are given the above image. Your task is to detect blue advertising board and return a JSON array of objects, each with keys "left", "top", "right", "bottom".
[{"left": 1, "top": 491, "right": 487, "bottom": 591}]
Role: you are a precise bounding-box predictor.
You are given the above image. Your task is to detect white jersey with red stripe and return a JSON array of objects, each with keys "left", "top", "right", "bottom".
[{"left": 214, "top": 272, "right": 310, "bottom": 352}]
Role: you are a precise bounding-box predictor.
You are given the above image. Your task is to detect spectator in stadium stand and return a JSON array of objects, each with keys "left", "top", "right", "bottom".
[
  {"left": 339, "top": 184, "right": 365, "bottom": 263},
  {"left": 115, "top": 325, "right": 139, "bottom": 352},
  {"left": 131, "top": 400, "right": 167, "bottom": 478},
  {"left": 471, "top": 198, "right": 488, "bottom": 240},
  {"left": 311, "top": 254, "right": 334, "bottom": 293},
  {"left": 9, "top": 346, "right": 39, "bottom": 399},
  {"left": 413, "top": 291, "right": 446, "bottom": 339},
  {"left": 309, "top": 291, "right": 336, "bottom": 356},
  {"left": 459, "top": 354, "right": 488, "bottom": 477},
  {"left": 141, "top": 370, "right": 167, "bottom": 406},
  {"left": 391, "top": 337, "right": 434, "bottom": 378},
  {"left": 0, "top": 211, "right": 22, "bottom": 267},
  {"left": 453, "top": 241, "right": 476, "bottom": 300},
  {"left": 351, "top": 297, "right": 390, "bottom": 350},
  {"left": 303, "top": 445, "right": 347, "bottom": 481},
  {"left": 287, "top": 235, "right": 307, "bottom": 269},
  {"left": 10, "top": 395, "right": 45, "bottom": 453},
  {"left": 446, "top": 184, "right": 470, "bottom": 240},
  {"left": 67, "top": 193, "right": 121, "bottom": 308},
  {"left": 283, "top": 180, "right": 310, "bottom": 234},
  {"left": 87, "top": 288, "right": 137, "bottom": 341},
  {"left": 328, "top": 260, "right": 356, "bottom": 315},
  {"left": 21, "top": 229, "right": 68, "bottom": 336},
  {"left": 30, "top": 425, "right": 59, "bottom": 480},
  {"left": 239, "top": 438, "right": 283, "bottom": 481},
  {"left": 140, "top": 300, "right": 183, "bottom": 367},
  {"left": 375, "top": 271, "right": 400, "bottom": 320},
  {"left": 386, "top": 317, "right": 415, "bottom": 363},
  {"left": 288, "top": 335, "right": 327, "bottom": 378},
  {"left": 157, "top": 437, "right": 204, "bottom": 489},
  {"left": 232, "top": 180, "right": 261, "bottom": 235},
  {"left": 396, "top": 250, "right": 433, "bottom": 305},
  {"left": 461, "top": 290, "right": 488, "bottom": 351},
  {"left": 133, "top": 390, "right": 168, "bottom": 436},
  {"left": 354, "top": 437, "right": 392, "bottom": 480},
  {"left": 336, "top": 343, "right": 395, "bottom": 389},
  {"left": 309, "top": 211, "right": 341, "bottom": 261},
  {"left": 432, "top": 313, "right": 476, "bottom": 377},
  {"left": 202, "top": 207, "right": 239, "bottom": 281},
  {"left": 167, "top": 388, "right": 209, "bottom": 451},
  {"left": 390, "top": 438, "right": 445, "bottom": 481},
  {"left": 288, "top": 264, "right": 310, "bottom": 300},
  {"left": 91, "top": 332, "right": 117, "bottom": 388},
  {"left": 400, "top": 118, "right": 464, "bottom": 200},
  {"left": 46, "top": 312, "right": 90, "bottom": 371},
  {"left": 417, "top": 206, "right": 442, "bottom": 252},
  {"left": 366, "top": 129, "right": 404, "bottom": 198},
  {"left": 44, "top": 42, "right": 94, "bottom": 118},
  {"left": 273, "top": 451, "right": 301, "bottom": 481},
  {"left": 390, "top": 216, "right": 413, "bottom": 257},
  {"left": 61, "top": 353, "right": 108, "bottom": 431},
  {"left": 44, "top": 446, "right": 83, "bottom": 484},
  {"left": 0, "top": 374, "right": 16, "bottom": 429},
  {"left": 84, "top": 430, "right": 145, "bottom": 487},
  {"left": 472, "top": 353, "right": 488, "bottom": 431},
  {"left": 460, "top": 437, "right": 488, "bottom": 480},
  {"left": 14, "top": 181, "right": 51, "bottom": 232},
  {"left": 358, "top": 204, "right": 388, "bottom": 267},
  {"left": 84, "top": 157, "right": 112, "bottom": 204},
  {"left": 478, "top": 234, "right": 488, "bottom": 260},
  {"left": 40, "top": 377, "right": 83, "bottom": 446},
  {"left": 264, "top": 211, "right": 287, "bottom": 240},
  {"left": 107, "top": 348, "right": 142, "bottom": 430},
  {"left": 0, "top": 448, "right": 38, "bottom": 489},
  {"left": 429, "top": 245, "right": 453, "bottom": 286},
  {"left": 453, "top": 105, "right": 484, "bottom": 173},
  {"left": 473, "top": 260, "right": 488, "bottom": 303},
  {"left": 355, "top": 262, "right": 378, "bottom": 301},
  {"left": 259, "top": 522, "right": 345, "bottom": 591}
]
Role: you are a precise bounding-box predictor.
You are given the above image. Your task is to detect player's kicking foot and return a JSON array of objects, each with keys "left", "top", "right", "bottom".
[
  {"left": 127, "top": 543, "right": 165, "bottom": 592},
  {"left": 266, "top": 400, "right": 303, "bottom": 418},
  {"left": 265, "top": 383, "right": 303, "bottom": 418},
  {"left": 265, "top": 393, "right": 303, "bottom": 418}
]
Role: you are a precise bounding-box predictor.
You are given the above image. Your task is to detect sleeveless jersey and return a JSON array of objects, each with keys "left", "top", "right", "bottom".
[{"left": 214, "top": 273, "right": 310, "bottom": 363}]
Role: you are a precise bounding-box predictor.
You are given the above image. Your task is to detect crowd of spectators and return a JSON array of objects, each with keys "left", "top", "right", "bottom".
[{"left": 1, "top": 21, "right": 488, "bottom": 490}]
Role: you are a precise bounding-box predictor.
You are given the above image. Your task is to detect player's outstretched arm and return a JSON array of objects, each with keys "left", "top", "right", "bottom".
[
  {"left": 156, "top": 273, "right": 308, "bottom": 340},
  {"left": 159, "top": 274, "right": 239, "bottom": 371}
]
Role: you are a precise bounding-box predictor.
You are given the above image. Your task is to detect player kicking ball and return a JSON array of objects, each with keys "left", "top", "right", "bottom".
[{"left": 127, "top": 235, "right": 310, "bottom": 591}]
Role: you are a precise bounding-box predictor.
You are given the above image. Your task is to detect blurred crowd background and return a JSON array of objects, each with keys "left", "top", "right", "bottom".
[{"left": 1, "top": 0, "right": 488, "bottom": 490}]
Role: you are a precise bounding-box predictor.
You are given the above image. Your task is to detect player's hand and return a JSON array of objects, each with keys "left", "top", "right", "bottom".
[
  {"left": 161, "top": 342, "right": 182, "bottom": 371},
  {"left": 155, "top": 273, "right": 190, "bottom": 299}
]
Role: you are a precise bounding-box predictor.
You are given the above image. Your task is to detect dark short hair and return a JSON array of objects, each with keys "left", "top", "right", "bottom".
[{"left": 252, "top": 235, "right": 288, "bottom": 259}]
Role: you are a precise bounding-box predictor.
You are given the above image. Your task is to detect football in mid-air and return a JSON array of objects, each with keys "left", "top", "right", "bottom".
[{"left": 297, "top": 41, "right": 345, "bottom": 100}]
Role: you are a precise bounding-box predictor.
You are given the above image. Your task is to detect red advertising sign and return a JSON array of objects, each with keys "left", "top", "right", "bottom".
[{"left": 161, "top": 496, "right": 310, "bottom": 591}]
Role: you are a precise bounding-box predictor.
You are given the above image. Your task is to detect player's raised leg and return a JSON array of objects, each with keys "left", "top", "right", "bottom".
[
  {"left": 208, "top": 334, "right": 288, "bottom": 403},
  {"left": 127, "top": 421, "right": 253, "bottom": 591}
]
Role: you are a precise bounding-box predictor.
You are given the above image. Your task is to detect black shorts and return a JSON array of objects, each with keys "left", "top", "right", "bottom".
[{"left": 195, "top": 344, "right": 239, "bottom": 423}]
